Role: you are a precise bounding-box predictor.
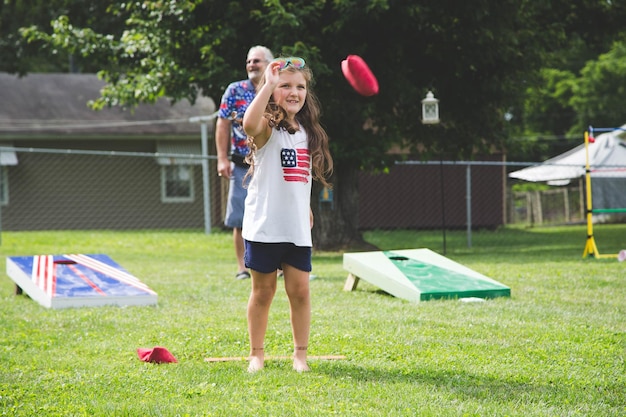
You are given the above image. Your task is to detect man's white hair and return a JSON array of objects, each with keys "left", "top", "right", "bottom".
[{"left": 248, "top": 45, "right": 274, "bottom": 62}]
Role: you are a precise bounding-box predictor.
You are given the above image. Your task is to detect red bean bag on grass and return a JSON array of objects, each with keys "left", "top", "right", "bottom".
[{"left": 137, "top": 346, "right": 178, "bottom": 363}]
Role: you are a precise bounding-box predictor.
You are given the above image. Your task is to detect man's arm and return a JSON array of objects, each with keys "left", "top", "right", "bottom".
[{"left": 215, "top": 117, "right": 233, "bottom": 179}]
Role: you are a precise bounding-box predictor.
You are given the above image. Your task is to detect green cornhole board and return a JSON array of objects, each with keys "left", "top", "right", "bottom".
[{"left": 343, "top": 248, "right": 510, "bottom": 302}]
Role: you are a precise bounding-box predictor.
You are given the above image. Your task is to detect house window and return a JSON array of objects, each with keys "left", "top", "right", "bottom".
[
  {"left": 156, "top": 140, "right": 202, "bottom": 203},
  {"left": 0, "top": 144, "right": 17, "bottom": 206},
  {"left": 0, "top": 166, "right": 7, "bottom": 206},
  {"left": 161, "top": 165, "right": 194, "bottom": 203}
]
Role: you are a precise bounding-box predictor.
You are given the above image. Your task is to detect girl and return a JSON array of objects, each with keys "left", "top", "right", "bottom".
[{"left": 242, "top": 57, "right": 333, "bottom": 372}]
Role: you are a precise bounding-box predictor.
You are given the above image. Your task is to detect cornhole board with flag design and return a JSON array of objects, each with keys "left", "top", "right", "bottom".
[
  {"left": 6, "top": 254, "right": 157, "bottom": 309},
  {"left": 343, "top": 249, "right": 510, "bottom": 303}
]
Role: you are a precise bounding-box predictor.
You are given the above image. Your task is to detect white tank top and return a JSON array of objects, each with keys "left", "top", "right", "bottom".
[{"left": 242, "top": 126, "right": 313, "bottom": 247}]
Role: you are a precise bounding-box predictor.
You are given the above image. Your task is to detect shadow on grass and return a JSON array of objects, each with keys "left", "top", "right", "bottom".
[{"left": 313, "top": 361, "right": 622, "bottom": 409}]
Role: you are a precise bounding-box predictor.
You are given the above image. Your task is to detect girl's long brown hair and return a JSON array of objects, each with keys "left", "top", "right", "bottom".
[{"left": 245, "top": 65, "right": 333, "bottom": 188}]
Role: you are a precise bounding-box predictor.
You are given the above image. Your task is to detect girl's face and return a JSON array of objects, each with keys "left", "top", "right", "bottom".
[{"left": 272, "top": 71, "right": 307, "bottom": 119}]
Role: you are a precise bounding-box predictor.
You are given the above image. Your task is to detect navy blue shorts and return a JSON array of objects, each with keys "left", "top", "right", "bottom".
[{"left": 244, "top": 240, "right": 312, "bottom": 273}]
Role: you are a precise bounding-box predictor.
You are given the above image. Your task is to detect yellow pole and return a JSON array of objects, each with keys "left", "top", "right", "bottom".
[
  {"left": 581, "top": 127, "right": 620, "bottom": 259},
  {"left": 582, "top": 131, "right": 597, "bottom": 257},
  {"left": 582, "top": 130, "right": 600, "bottom": 258}
]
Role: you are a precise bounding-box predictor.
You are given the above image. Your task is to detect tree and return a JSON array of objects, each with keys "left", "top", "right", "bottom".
[
  {"left": 519, "top": 40, "right": 626, "bottom": 143},
  {"left": 22, "top": 0, "right": 574, "bottom": 249},
  {"left": 570, "top": 40, "right": 626, "bottom": 134},
  {"left": 503, "top": 68, "right": 579, "bottom": 162},
  {"left": 507, "top": 0, "right": 626, "bottom": 159},
  {"left": 0, "top": 0, "right": 123, "bottom": 74}
]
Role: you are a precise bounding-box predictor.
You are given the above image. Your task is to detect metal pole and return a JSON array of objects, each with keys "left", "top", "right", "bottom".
[
  {"left": 466, "top": 164, "right": 472, "bottom": 248},
  {"left": 0, "top": 160, "right": 3, "bottom": 246},
  {"left": 200, "top": 123, "right": 212, "bottom": 234},
  {"left": 439, "top": 158, "right": 446, "bottom": 255},
  {"left": 190, "top": 114, "right": 218, "bottom": 235}
]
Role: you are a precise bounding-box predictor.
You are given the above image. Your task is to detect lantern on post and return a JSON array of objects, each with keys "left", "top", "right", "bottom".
[{"left": 421, "top": 91, "right": 440, "bottom": 124}]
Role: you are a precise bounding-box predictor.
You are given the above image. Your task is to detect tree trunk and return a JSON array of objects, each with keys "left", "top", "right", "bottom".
[{"left": 311, "top": 163, "right": 376, "bottom": 251}]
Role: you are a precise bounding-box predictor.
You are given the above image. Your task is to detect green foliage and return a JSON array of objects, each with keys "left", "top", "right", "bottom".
[
  {"left": 523, "top": 68, "right": 577, "bottom": 137},
  {"left": 512, "top": 38, "right": 626, "bottom": 159},
  {"left": 5, "top": 0, "right": 626, "bottom": 160},
  {"left": 18, "top": 0, "right": 572, "bottom": 162},
  {"left": 1, "top": 227, "right": 625, "bottom": 416},
  {"left": 504, "top": 69, "right": 580, "bottom": 161},
  {"left": 510, "top": 181, "right": 551, "bottom": 192},
  {"left": 569, "top": 40, "right": 626, "bottom": 134},
  {"left": 510, "top": 1, "right": 626, "bottom": 158},
  {"left": 0, "top": 0, "right": 123, "bottom": 74}
]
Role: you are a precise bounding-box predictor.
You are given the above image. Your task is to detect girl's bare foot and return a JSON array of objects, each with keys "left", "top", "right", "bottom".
[
  {"left": 248, "top": 347, "right": 264, "bottom": 373},
  {"left": 293, "top": 345, "right": 310, "bottom": 372},
  {"left": 248, "top": 356, "right": 264, "bottom": 373},
  {"left": 293, "top": 357, "right": 310, "bottom": 372}
]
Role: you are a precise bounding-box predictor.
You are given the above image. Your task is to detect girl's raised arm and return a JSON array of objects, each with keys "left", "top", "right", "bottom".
[{"left": 243, "top": 61, "right": 281, "bottom": 148}]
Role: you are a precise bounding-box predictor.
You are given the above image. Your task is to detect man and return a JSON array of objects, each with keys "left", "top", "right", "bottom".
[{"left": 216, "top": 45, "right": 273, "bottom": 280}]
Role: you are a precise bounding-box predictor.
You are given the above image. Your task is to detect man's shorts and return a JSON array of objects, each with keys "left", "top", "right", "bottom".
[
  {"left": 244, "top": 240, "right": 312, "bottom": 273},
  {"left": 224, "top": 164, "right": 248, "bottom": 228}
]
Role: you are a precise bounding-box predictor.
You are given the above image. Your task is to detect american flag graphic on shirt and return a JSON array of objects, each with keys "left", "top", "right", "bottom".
[{"left": 281, "top": 148, "right": 310, "bottom": 183}]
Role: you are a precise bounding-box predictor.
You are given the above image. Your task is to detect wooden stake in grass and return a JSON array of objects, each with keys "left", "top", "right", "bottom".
[{"left": 204, "top": 355, "right": 346, "bottom": 363}]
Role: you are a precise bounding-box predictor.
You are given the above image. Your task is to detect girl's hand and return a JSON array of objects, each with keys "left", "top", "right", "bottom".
[
  {"left": 243, "top": 60, "right": 280, "bottom": 147},
  {"left": 264, "top": 61, "right": 281, "bottom": 87}
]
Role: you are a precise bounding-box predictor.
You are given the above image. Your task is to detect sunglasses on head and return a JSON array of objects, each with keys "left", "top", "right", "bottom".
[{"left": 273, "top": 57, "right": 306, "bottom": 70}]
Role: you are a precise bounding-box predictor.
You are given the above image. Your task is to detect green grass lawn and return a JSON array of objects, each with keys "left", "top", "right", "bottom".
[{"left": 1, "top": 225, "right": 624, "bottom": 416}]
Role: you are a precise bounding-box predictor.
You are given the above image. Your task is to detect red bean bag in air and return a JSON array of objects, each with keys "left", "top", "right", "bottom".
[{"left": 341, "top": 55, "right": 379, "bottom": 97}]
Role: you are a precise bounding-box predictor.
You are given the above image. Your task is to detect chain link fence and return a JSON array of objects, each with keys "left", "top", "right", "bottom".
[{"left": 1, "top": 146, "right": 624, "bottom": 253}]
